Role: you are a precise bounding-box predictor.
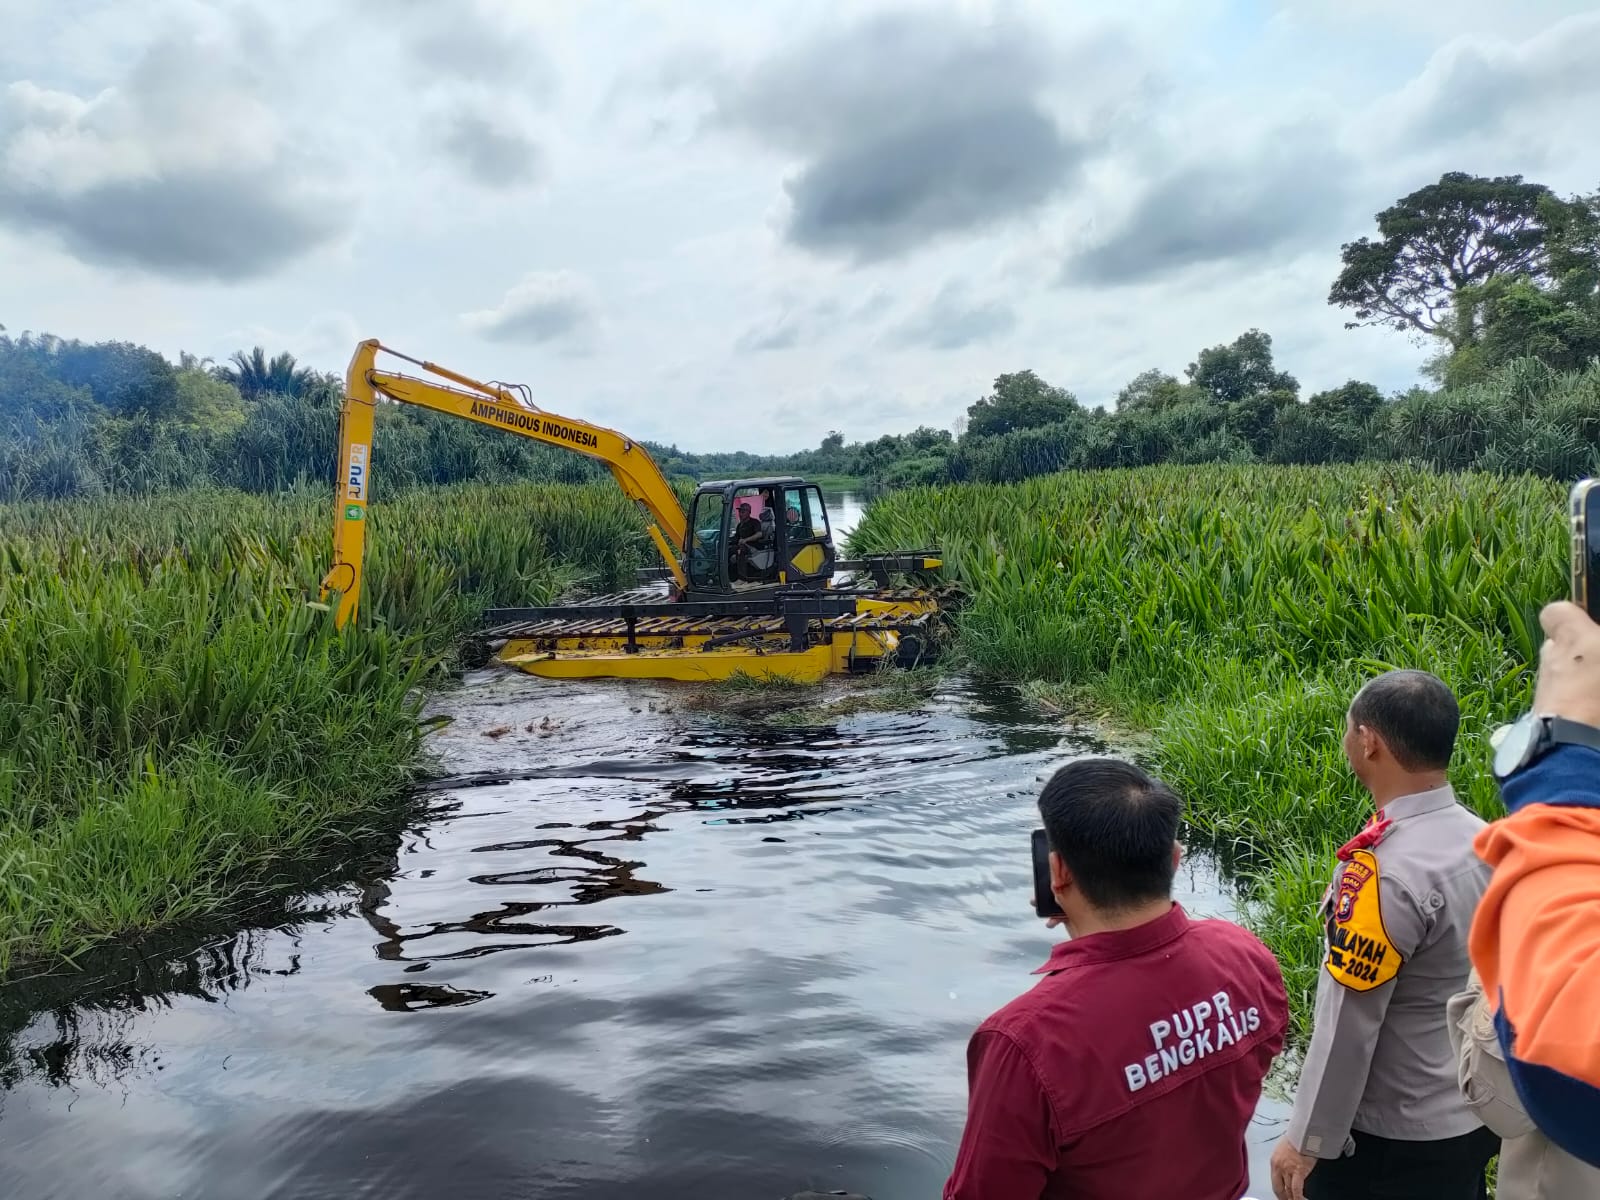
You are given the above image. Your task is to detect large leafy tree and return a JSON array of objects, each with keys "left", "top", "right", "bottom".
[
  {"left": 963, "top": 370, "right": 1078, "bottom": 440},
  {"left": 1328, "top": 173, "right": 1576, "bottom": 349},
  {"left": 171, "top": 368, "right": 247, "bottom": 430},
  {"left": 901, "top": 425, "right": 955, "bottom": 453},
  {"left": 1432, "top": 278, "right": 1600, "bottom": 387},
  {"left": 0, "top": 334, "right": 94, "bottom": 428},
  {"left": 1185, "top": 329, "right": 1298, "bottom": 403},
  {"left": 1266, "top": 380, "right": 1383, "bottom": 465},
  {"left": 1116, "top": 368, "right": 1208, "bottom": 413},
  {"left": 219, "top": 347, "right": 320, "bottom": 399},
  {"left": 1481, "top": 190, "right": 1600, "bottom": 372},
  {"left": 1419, "top": 188, "right": 1600, "bottom": 384},
  {"left": 0, "top": 332, "right": 178, "bottom": 420},
  {"left": 1545, "top": 189, "right": 1600, "bottom": 281},
  {"left": 1308, "top": 380, "right": 1384, "bottom": 423}
]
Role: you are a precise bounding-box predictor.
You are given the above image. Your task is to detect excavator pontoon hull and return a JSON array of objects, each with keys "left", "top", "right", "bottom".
[
  {"left": 479, "top": 586, "right": 949, "bottom": 684},
  {"left": 499, "top": 631, "right": 900, "bottom": 683}
]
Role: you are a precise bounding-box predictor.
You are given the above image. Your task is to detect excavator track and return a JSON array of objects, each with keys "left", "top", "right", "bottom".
[
  {"left": 481, "top": 585, "right": 954, "bottom": 637},
  {"left": 477, "top": 583, "right": 960, "bottom": 683}
]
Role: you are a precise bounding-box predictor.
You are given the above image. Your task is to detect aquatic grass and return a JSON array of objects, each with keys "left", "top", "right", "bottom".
[
  {"left": 682, "top": 661, "right": 947, "bottom": 723},
  {"left": 0, "top": 481, "right": 646, "bottom": 975},
  {"left": 1241, "top": 844, "right": 1335, "bottom": 1047},
  {"left": 758, "top": 663, "right": 946, "bottom": 725},
  {"left": 852, "top": 463, "right": 1564, "bottom": 1033}
]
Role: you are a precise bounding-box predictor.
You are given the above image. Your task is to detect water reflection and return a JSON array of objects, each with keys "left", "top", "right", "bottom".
[
  {"left": 367, "top": 983, "right": 493, "bottom": 1011},
  {"left": 0, "top": 673, "right": 1286, "bottom": 1200},
  {"left": 0, "top": 910, "right": 332, "bottom": 1095}
]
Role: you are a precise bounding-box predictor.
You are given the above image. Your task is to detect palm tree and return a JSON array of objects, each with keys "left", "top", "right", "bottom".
[{"left": 218, "top": 347, "right": 318, "bottom": 399}]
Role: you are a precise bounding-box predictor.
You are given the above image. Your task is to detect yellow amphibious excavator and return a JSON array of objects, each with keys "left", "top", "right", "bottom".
[{"left": 320, "top": 341, "right": 953, "bottom": 682}]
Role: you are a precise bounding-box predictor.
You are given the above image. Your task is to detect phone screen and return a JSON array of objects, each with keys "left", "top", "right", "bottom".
[
  {"left": 1032, "top": 829, "right": 1064, "bottom": 919},
  {"left": 1573, "top": 480, "right": 1600, "bottom": 621}
]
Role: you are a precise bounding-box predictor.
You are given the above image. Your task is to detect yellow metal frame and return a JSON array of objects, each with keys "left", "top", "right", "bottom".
[
  {"left": 321, "top": 340, "right": 687, "bottom": 626},
  {"left": 499, "top": 628, "right": 902, "bottom": 683}
]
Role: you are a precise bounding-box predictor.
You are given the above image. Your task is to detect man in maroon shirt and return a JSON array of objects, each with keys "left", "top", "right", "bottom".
[{"left": 944, "top": 758, "right": 1290, "bottom": 1200}]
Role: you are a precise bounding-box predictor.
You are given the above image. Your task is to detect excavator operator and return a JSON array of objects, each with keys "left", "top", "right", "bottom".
[{"left": 732, "top": 501, "right": 762, "bottom": 581}]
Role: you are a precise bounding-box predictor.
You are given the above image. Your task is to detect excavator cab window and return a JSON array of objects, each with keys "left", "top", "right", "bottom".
[
  {"left": 728, "top": 485, "right": 779, "bottom": 584},
  {"left": 781, "top": 486, "right": 835, "bottom": 583},
  {"left": 687, "top": 490, "right": 726, "bottom": 589},
  {"left": 684, "top": 482, "right": 834, "bottom": 591}
]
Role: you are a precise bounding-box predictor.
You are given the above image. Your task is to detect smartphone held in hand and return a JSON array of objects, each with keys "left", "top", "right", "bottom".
[
  {"left": 1032, "top": 828, "right": 1064, "bottom": 919},
  {"left": 1571, "top": 478, "right": 1599, "bottom": 621}
]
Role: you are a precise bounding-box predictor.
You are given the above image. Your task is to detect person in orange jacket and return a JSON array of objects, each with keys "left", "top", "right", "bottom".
[{"left": 1473, "top": 600, "right": 1600, "bottom": 1168}]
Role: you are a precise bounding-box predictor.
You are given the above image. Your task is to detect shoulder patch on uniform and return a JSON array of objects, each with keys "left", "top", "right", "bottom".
[{"left": 1324, "top": 849, "right": 1401, "bottom": 992}]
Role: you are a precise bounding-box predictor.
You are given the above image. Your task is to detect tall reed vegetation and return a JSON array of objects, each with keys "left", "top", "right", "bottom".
[
  {"left": 851, "top": 464, "right": 1563, "bottom": 1037},
  {"left": 0, "top": 482, "right": 646, "bottom": 975}
]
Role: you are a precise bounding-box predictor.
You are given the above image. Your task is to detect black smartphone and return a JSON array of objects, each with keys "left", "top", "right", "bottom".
[
  {"left": 1032, "top": 829, "right": 1064, "bottom": 919},
  {"left": 1573, "top": 479, "right": 1600, "bottom": 621}
]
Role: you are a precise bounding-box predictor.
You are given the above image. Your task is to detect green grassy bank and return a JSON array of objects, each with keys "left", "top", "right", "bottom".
[
  {"left": 850, "top": 464, "right": 1562, "bottom": 1038},
  {"left": 0, "top": 482, "right": 646, "bottom": 976}
]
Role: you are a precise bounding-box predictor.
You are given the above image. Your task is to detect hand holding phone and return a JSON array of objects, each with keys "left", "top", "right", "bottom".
[
  {"left": 1572, "top": 479, "right": 1600, "bottom": 621},
  {"left": 1530, "top": 600, "right": 1600, "bottom": 732},
  {"left": 1032, "top": 829, "right": 1065, "bottom": 920}
]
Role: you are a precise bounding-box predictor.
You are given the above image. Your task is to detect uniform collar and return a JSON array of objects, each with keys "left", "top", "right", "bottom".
[
  {"left": 1031, "top": 902, "right": 1189, "bottom": 975},
  {"left": 1376, "top": 782, "right": 1458, "bottom": 823}
]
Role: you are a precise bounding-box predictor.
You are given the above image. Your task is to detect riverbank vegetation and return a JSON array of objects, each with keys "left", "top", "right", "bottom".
[
  {"left": 850, "top": 464, "right": 1561, "bottom": 1037},
  {"left": 0, "top": 483, "right": 645, "bottom": 976}
]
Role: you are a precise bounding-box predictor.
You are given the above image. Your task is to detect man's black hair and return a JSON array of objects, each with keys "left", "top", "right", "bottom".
[
  {"left": 1037, "top": 758, "right": 1183, "bottom": 912},
  {"left": 1348, "top": 669, "right": 1459, "bottom": 771}
]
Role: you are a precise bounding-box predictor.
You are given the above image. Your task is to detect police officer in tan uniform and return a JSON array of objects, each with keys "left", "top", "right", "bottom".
[{"left": 1271, "top": 670, "right": 1498, "bottom": 1200}]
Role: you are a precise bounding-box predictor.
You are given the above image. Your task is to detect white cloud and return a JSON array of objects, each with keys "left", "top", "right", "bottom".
[
  {"left": 461, "top": 271, "right": 602, "bottom": 352},
  {"left": 1066, "top": 126, "right": 1357, "bottom": 286},
  {"left": 432, "top": 104, "right": 547, "bottom": 190},
  {"left": 0, "top": 19, "right": 350, "bottom": 281},
  {"left": 218, "top": 312, "right": 363, "bottom": 371},
  {"left": 1389, "top": 13, "right": 1600, "bottom": 162},
  {"left": 1268, "top": 0, "right": 1600, "bottom": 41},
  {"left": 705, "top": 8, "right": 1103, "bottom": 262},
  {"left": 892, "top": 282, "right": 1018, "bottom": 351}
]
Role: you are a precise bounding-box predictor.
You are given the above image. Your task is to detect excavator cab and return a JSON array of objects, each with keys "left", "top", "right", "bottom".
[{"left": 685, "top": 477, "right": 836, "bottom": 596}]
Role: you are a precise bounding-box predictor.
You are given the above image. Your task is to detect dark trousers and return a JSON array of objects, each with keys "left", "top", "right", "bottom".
[{"left": 1304, "top": 1126, "right": 1501, "bottom": 1200}]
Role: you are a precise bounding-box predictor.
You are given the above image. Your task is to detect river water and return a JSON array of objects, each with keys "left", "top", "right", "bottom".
[{"left": 0, "top": 494, "right": 1289, "bottom": 1199}]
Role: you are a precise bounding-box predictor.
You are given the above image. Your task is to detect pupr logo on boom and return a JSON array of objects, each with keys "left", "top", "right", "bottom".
[{"left": 346, "top": 443, "right": 368, "bottom": 501}]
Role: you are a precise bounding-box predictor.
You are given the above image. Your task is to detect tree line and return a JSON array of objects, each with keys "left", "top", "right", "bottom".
[
  {"left": 0, "top": 341, "right": 602, "bottom": 500},
  {"left": 637, "top": 172, "right": 1600, "bottom": 490},
  {"left": 3, "top": 171, "right": 1597, "bottom": 501}
]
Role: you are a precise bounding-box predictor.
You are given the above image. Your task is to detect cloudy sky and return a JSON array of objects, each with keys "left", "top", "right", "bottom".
[{"left": 4, "top": 1, "right": 1600, "bottom": 452}]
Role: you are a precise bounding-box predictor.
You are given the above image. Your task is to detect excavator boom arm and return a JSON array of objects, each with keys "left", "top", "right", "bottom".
[{"left": 322, "top": 340, "right": 686, "bottom": 627}]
